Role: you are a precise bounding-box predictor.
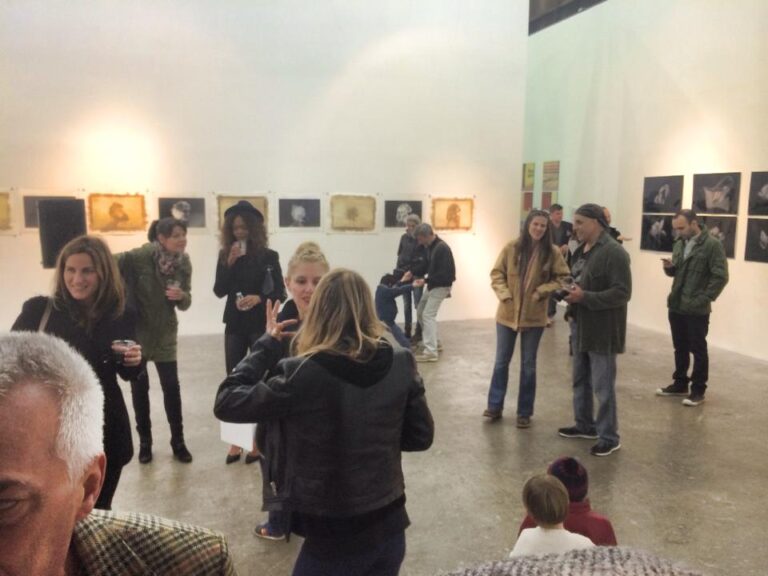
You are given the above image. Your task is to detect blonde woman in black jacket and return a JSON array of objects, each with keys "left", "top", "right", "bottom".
[{"left": 214, "top": 268, "right": 434, "bottom": 576}]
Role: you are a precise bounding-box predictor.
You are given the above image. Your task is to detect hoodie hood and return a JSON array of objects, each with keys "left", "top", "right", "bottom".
[{"left": 311, "top": 340, "right": 394, "bottom": 388}]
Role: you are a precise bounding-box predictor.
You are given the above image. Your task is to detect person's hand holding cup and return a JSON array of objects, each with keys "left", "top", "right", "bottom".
[
  {"left": 112, "top": 339, "right": 141, "bottom": 366},
  {"left": 165, "top": 279, "right": 183, "bottom": 301}
]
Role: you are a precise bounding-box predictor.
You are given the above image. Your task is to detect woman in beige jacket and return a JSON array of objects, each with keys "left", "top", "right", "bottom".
[{"left": 484, "top": 210, "right": 570, "bottom": 427}]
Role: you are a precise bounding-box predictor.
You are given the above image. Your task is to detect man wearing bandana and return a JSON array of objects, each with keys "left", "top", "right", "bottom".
[{"left": 558, "top": 204, "right": 632, "bottom": 457}]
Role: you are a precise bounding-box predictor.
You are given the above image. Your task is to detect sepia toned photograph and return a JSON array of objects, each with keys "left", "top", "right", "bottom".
[
  {"left": 432, "top": 197, "right": 474, "bottom": 231},
  {"left": 747, "top": 171, "right": 768, "bottom": 216},
  {"left": 640, "top": 214, "right": 674, "bottom": 253},
  {"left": 384, "top": 200, "right": 422, "bottom": 228},
  {"left": 0, "top": 192, "right": 11, "bottom": 230},
  {"left": 542, "top": 160, "right": 560, "bottom": 192},
  {"left": 745, "top": 218, "right": 768, "bottom": 263},
  {"left": 330, "top": 195, "right": 376, "bottom": 231},
  {"left": 159, "top": 197, "right": 206, "bottom": 227},
  {"left": 643, "top": 175, "right": 683, "bottom": 213},
  {"left": 278, "top": 198, "right": 321, "bottom": 228},
  {"left": 88, "top": 193, "right": 147, "bottom": 232},
  {"left": 700, "top": 216, "right": 737, "bottom": 259},
  {"left": 692, "top": 172, "right": 740, "bottom": 215},
  {"left": 218, "top": 196, "right": 267, "bottom": 229}
]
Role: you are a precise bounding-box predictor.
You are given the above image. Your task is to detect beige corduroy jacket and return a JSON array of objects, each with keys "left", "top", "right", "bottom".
[{"left": 490, "top": 239, "right": 570, "bottom": 330}]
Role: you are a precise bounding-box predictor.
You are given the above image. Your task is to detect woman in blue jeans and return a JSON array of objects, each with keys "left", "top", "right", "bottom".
[{"left": 484, "top": 210, "right": 570, "bottom": 428}]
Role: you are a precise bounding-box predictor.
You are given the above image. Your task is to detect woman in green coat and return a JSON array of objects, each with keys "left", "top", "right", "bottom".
[{"left": 118, "top": 217, "right": 193, "bottom": 464}]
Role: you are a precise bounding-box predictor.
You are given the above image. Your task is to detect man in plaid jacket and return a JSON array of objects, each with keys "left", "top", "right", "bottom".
[{"left": 0, "top": 332, "right": 236, "bottom": 576}]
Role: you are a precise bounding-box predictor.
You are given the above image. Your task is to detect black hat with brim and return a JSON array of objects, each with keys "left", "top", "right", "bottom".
[{"left": 224, "top": 200, "right": 264, "bottom": 222}]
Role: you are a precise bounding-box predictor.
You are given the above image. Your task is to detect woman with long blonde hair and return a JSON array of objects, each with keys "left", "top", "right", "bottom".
[{"left": 215, "top": 268, "right": 434, "bottom": 575}]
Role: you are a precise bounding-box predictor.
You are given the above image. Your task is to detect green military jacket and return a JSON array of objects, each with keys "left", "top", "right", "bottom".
[
  {"left": 117, "top": 243, "right": 192, "bottom": 362},
  {"left": 569, "top": 231, "right": 632, "bottom": 355},
  {"left": 665, "top": 226, "right": 728, "bottom": 315}
]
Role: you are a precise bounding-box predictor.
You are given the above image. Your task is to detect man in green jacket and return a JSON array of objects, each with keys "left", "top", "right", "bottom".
[
  {"left": 559, "top": 204, "right": 632, "bottom": 457},
  {"left": 657, "top": 210, "right": 728, "bottom": 407}
]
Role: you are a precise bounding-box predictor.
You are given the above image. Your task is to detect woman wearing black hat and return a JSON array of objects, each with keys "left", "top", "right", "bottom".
[{"left": 214, "top": 200, "right": 286, "bottom": 464}]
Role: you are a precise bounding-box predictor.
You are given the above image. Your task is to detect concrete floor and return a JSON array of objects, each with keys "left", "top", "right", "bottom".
[{"left": 113, "top": 317, "right": 768, "bottom": 576}]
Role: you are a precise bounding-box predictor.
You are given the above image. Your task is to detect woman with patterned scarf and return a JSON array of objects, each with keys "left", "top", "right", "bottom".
[{"left": 118, "top": 217, "right": 193, "bottom": 465}]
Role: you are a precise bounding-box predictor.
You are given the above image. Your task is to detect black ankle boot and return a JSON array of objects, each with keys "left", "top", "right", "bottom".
[
  {"left": 172, "top": 442, "right": 193, "bottom": 463},
  {"left": 138, "top": 442, "right": 153, "bottom": 464},
  {"left": 404, "top": 324, "right": 412, "bottom": 339}
]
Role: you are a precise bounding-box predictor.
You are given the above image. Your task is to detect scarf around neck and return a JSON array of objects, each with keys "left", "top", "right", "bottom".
[{"left": 153, "top": 241, "right": 182, "bottom": 276}]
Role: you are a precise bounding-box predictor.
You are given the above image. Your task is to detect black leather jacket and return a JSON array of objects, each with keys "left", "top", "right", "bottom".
[{"left": 213, "top": 336, "right": 434, "bottom": 520}]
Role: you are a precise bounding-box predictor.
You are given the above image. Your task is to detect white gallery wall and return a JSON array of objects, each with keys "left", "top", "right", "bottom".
[
  {"left": 0, "top": 1, "right": 529, "bottom": 335},
  {"left": 522, "top": 0, "right": 768, "bottom": 360}
]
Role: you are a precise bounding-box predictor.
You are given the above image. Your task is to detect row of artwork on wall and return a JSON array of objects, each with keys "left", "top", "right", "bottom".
[
  {"left": 0, "top": 192, "right": 476, "bottom": 233},
  {"left": 640, "top": 171, "right": 768, "bottom": 263}
]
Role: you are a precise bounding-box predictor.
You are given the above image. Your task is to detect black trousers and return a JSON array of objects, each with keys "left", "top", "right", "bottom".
[
  {"left": 131, "top": 361, "right": 184, "bottom": 447},
  {"left": 95, "top": 462, "right": 123, "bottom": 510},
  {"left": 669, "top": 311, "right": 710, "bottom": 395},
  {"left": 224, "top": 331, "right": 262, "bottom": 374}
]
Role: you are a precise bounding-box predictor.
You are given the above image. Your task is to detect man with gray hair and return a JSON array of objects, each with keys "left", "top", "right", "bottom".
[
  {"left": 396, "top": 213, "right": 428, "bottom": 338},
  {"left": 412, "top": 223, "right": 456, "bottom": 362},
  {"left": 0, "top": 332, "right": 236, "bottom": 576}
]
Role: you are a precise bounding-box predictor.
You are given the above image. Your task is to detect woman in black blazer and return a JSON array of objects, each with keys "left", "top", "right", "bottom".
[{"left": 12, "top": 235, "right": 142, "bottom": 510}]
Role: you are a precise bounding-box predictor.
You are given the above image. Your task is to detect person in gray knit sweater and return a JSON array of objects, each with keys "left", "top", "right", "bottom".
[{"left": 441, "top": 547, "right": 705, "bottom": 576}]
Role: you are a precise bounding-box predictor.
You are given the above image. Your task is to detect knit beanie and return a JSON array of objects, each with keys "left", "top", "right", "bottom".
[
  {"left": 547, "top": 456, "right": 588, "bottom": 503},
  {"left": 575, "top": 203, "right": 609, "bottom": 229}
]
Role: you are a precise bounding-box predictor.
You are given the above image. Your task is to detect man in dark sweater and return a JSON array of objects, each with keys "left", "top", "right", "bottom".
[
  {"left": 395, "top": 214, "right": 427, "bottom": 338},
  {"left": 413, "top": 223, "right": 456, "bottom": 362},
  {"left": 548, "top": 204, "right": 573, "bottom": 321}
]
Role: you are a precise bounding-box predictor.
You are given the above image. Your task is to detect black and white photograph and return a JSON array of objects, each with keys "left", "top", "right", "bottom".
[
  {"left": 158, "top": 197, "right": 206, "bottom": 227},
  {"left": 384, "top": 200, "right": 422, "bottom": 228},
  {"left": 701, "top": 216, "right": 737, "bottom": 259},
  {"left": 640, "top": 214, "right": 674, "bottom": 252},
  {"left": 692, "top": 172, "right": 740, "bottom": 215},
  {"left": 23, "top": 195, "right": 76, "bottom": 228},
  {"left": 278, "top": 198, "right": 321, "bottom": 228},
  {"left": 642, "top": 175, "right": 683, "bottom": 213},
  {"left": 745, "top": 218, "right": 768, "bottom": 263},
  {"left": 747, "top": 171, "right": 768, "bottom": 216}
]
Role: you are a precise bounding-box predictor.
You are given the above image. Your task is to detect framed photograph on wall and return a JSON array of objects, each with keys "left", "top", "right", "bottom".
[
  {"left": 330, "top": 195, "right": 376, "bottom": 231},
  {"left": 384, "top": 200, "right": 422, "bottom": 228},
  {"left": 522, "top": 162, "right": 535, "bottom": 192},
  {"left": 747, "top": 171, "right": 768, "bottom": 216},
  {"left": 217, "top": 196, "right": 267, "bottom": 229},
  {"left": 643, "top": 175, "right": 683, "bottom": 213},
  {"left": 745, "top": 218, "right": 768, "bottom": 263},
  {"left": 542, "top": 160, "right": 560, "bottom": 193},
  {"left": 23, "top": 195, "right": 77, "bottom": 228},
  {"left": 692, "top": 172, "right": 740, "bottom": 215},
  {"left": 88, "top": 193, "right": 147, "bottom": 232},
  {"left": 0, "top": 192, "right": 11, "bottom": 230},
  {"left": 432, "top": 197, "right": 474, "bottom": 231},
  {"left": 158, "top": 197, "right": 206, "bottom": 227},
  {"left": 700, "top": 216, "right": 737, "bottom": 259},
  {"left": 278, "top": 198, "right": 321, "bottom": 228},
  {"left": 640, "top": 214, "right": 674, "bottom": 253}
]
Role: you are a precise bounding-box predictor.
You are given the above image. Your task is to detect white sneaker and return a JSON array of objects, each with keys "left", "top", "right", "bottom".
[{"left": 414, "top": 353, "right": 438, "bottom": 363}]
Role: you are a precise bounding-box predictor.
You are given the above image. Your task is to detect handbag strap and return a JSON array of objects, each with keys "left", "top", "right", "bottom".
[{"left": 38, "top": 299, "right": 53, "bottom": 332}]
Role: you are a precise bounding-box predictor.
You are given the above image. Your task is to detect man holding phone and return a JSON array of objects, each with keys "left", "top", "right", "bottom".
[
  {"left": 558, "top": 204, "right": 631, "bottom": 457},
  {"left": 657, "top": 210, "right": 728, "bottom": 406}
]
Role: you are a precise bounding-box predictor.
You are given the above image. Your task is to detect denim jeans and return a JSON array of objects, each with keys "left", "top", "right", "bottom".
[
  {"left": 570, "top": 322, "right": 619, "bottom": 445},
  {"left": 487, "top": 323, "right": 544, "bottom": 416},
  {"left": 401, "top": 286, "right": 424, "bottom": 331},
  {"left": 292, "top": 530, "right": 405, "bottom": 576},
  {"left": 385, "top": 320, "right": 411, "bottom": 349},
  {"left": 416, "top": 286, "right": 450, "bottom": 356},
  {"left": 668, "top": 311, "right": 710, "bottom": 395}
]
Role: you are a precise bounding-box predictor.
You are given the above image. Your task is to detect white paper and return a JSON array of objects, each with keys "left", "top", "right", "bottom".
[{"left": 220, "top": 421, "right": 256, "bottom": 451}]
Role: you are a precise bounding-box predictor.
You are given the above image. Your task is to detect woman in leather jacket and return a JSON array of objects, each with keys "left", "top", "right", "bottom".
[{"left": 214, "top": 268, "right": 434, "bottom": 576}]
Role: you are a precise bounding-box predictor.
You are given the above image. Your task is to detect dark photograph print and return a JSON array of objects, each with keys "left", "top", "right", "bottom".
[
  {"left": 158, "top": 197, "right": 206, "bottom": 227},
  {"left": 747, "top": 171, "right": 768, "bottom": 216},
  {"left": 745, "top": 218, "right": 768, "bottom": 263},
  {"left": 692, "top": 172, "right": 740, "bottom": 215},
  {"left": 701, "top": 216, "right": 737, "bottom": 259},
  {"left": 642, "top": 175, "right": 683, "bottom": 213},
  {"left": 384, "top": 200, "right": 422, "bottom": 228},
  {"left": 24, "top": 195, "right": 76, "bottom": 228},
  {"left": 640, "top": 215, "right": 674, "bottom": 252},
  {"left": 278, "top": 198, "right": 321, "bottom": 228}
]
